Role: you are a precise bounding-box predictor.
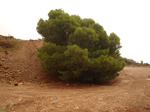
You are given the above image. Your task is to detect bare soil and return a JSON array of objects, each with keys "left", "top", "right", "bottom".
[{"left": 0, "top": 40, "right": 150, "bottom": 112}]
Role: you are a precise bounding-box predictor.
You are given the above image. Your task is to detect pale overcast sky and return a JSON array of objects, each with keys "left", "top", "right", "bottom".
[{"left": 0, "top": 0, "right": 150, "bottom": 63}]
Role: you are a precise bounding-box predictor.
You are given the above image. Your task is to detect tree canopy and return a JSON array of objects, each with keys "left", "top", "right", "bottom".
[{"left": 37, "top": 9, "right": 125, "bottom": 83}]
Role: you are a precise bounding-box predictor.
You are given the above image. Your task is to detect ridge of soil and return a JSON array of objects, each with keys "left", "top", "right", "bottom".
[
  {"left": 0, "top": 40, "right": 150, "bottom": 112},
  {"left": 0, "top": 39, "right": 51, "bottom": 84}
]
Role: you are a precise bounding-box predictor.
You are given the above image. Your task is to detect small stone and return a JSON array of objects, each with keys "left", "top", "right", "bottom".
[
  {"left": 66, "top": 84, "right": 70, "bottom": 86},
  {"left": 146, "top": 78, "right": 150, "bottom": 80},
  {"left": 75, "top": 107, "right": 79, "bottom": 109},
  {"left": 14, "top": 83, "right": 18, "bottom": 86},
  {"left": 144, "top": 105, "right": 150, "bottom": 110},
  {"left": 17, "top": 70, "right": 21, "bottom": 72},
  {"left": 1, "top": 58, "right": 5, "bottom": 61},
  {"left": 4, "top": 66, "right": 8, "bottom": 69},
  {"left": 53, "top": 97, "right": 59, "bottom": 100},
  {"left": 19, "top": 82, "right": 23, "bottom": 85}
]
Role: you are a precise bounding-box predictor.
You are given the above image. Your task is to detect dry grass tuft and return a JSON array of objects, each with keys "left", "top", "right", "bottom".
[{"left": 0, "top": 39, "right": 22, "bottom": 52}]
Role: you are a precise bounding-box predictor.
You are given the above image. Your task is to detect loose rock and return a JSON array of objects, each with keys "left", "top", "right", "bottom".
[{"left": 14, "top": 83, "right": 18, "bottom": 86}]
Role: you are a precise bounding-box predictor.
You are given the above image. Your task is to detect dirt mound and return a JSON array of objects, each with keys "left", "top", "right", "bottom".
[{"left": 0, "top": 39, "right": 50, "bottom": 84}]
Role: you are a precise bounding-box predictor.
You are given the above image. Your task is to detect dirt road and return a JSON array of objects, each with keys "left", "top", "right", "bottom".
[{"left": 0, "top": 40, "right": 150, "bottom": 112}]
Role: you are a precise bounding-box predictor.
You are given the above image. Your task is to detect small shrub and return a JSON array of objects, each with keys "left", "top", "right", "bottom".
[
  {"left": 143, "top": 63, "right": 150, "bottom": 66},
  {"left": 37, "top": 9, "right": 125, "bottom": 84},
  {"left": 37, "top": 42, "right": 125, "bottom": 83}
]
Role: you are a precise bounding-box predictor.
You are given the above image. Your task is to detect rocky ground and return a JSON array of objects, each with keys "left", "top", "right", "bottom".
[{"left": 0, "top": 39, "right": 150, "bottom": 112}]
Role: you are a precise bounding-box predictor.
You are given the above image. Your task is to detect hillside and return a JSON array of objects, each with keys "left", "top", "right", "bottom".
[
  {"left": 0, "top": 39, "right": 48, "bottom": 84},
  {"left": 0, "top": 39, "right": 150, "bottom": 112}
]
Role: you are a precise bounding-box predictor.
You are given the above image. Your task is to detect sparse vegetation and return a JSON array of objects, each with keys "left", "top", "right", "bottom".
[
  {"left": 0, "top": 107, "right": 4, "bottom": 112},
  {"left": 6, "top": 104, "right": 10, "bottom": 108},
  {"left": 0, "top": 37, "right": 22, "bottom": 52},
  {"left": 0, "top": 104, "right": 10, "bottom": 112},
  {"left": 143, "top": 63, "right": 150, "bottom": 66},
  {"left": 120, "top": 57, "right": 150, "bottom": 66},
  {"left": 37, "top": 9, "right": 125, "bottom": 83},
  {"left": 120, "top": 57, "right": 139, "bottom": 66}
]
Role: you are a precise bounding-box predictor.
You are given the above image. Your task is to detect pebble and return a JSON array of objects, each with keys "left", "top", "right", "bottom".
[
  {"left": 146, "top": 78, "right": 150, "bottom": 80},
  {"left": 53, "top": 97, "right": 59, "bottom": 100},
  {"left": 19, "top": 82, "right": 23, "bottom": 85},
  {"left": 75, "top": 107, "right": 79, "bottom": 109},
  {"left": 14, "top": 83, "right": 18, "bottom": 86},
  {"left": 4, "top": 66, "right": 8, "bottom": 69},
  {"left": 17, "top": 70, "right": 21, "bottom": 72},
  {"left": 144, "top": 105, "right": 150, "bottom": 110}
]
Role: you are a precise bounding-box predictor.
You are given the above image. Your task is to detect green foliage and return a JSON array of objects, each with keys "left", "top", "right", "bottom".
[
  {"left": 119, "top": 57, "right": 138, "bottom": 65},
  {"left": 37, "top": 9, "right": 80, "bottom": 45},
  {"left": 59, "top": 45, "right": 89, "bottom": 81},
  {"left": 75, "top": 55, "right": 125, "bottom": 83},
  {"left": 143, "top": 63, "right": 150, "bottom": 66},
  {"left": 69, "top": 27, "right": 99, "bottom": 52},
  {"left": 37, "top": 9, "right": 125, "bottom": 83},
  {"left": 71, "top": 15, "right": 82, "bottom": 24},
  {"left": 89, "top": 48, "right": 109, "bottom": 58},
  {"left": 120, "top": 57, "right": 150, "bottom": 66},
  {"left": 37, "top": 42, "right": 66, "bottom": 74},
  {"left": 81, "top": 18, "right": 95, "bottom": 27},
  {"left": 109, "top": 33, "right": 121, "bottom": 55},
  {"left": 141, "top": 60, "right": 143, "bottom": 65},
  {"left": 90, "top": 23, "right": 110, "bottom": 49},
  {"left": 37, "top": 43, "right": 125, "bottom": 83}
]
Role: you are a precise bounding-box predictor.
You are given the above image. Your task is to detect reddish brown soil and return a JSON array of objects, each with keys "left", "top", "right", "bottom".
[{"left": 0, "top": 40, "right": 150, "bottom": 112}]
